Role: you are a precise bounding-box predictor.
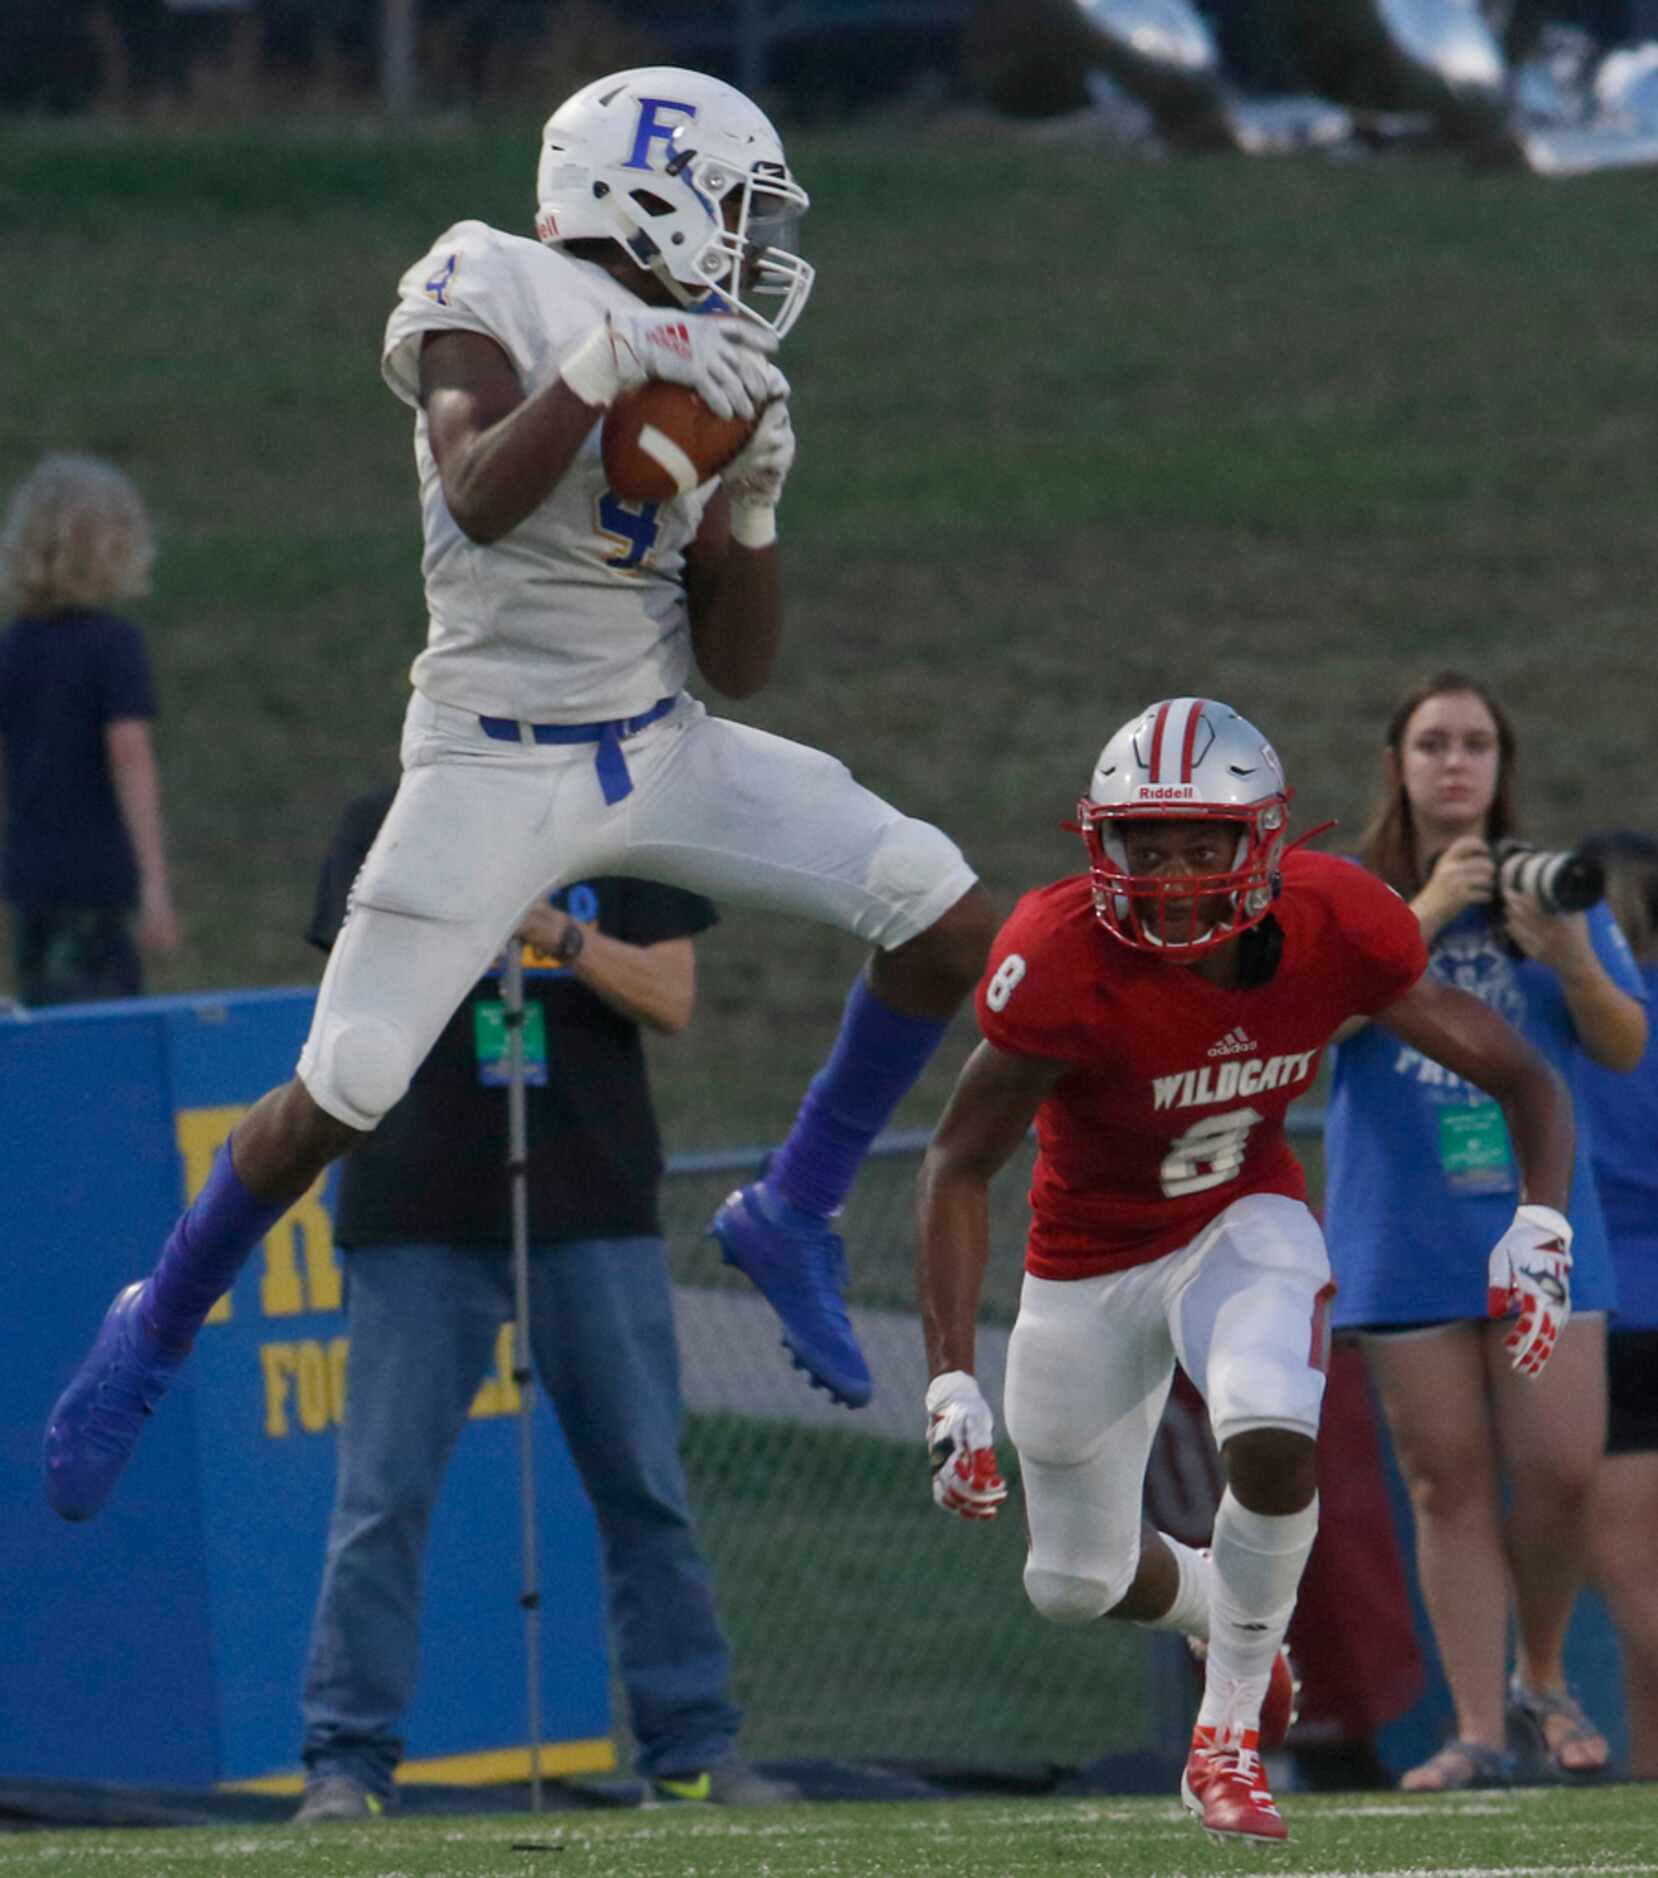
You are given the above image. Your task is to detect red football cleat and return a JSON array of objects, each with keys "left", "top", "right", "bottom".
[
  {"left": 1183, "top": 1727, "right": 1288, "bottom": 1844},
  {"left": 1185, "top": 1639, "right": 1300, "bottom": 1753},
  {"left": 1180, "top": 1726, "right": 1219, "bottom": 1815},
  {"left": 1258, "top": 1645, "right": 1300, "bottom": 1754}
]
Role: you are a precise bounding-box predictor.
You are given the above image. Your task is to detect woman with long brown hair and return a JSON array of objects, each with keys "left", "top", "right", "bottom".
[{"left": 1323, "top": 673, "right": 1646, "bottom": 1790}]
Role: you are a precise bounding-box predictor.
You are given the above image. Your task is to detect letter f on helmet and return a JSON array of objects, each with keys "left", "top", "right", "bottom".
[
  {"left": 535, "top": 66, "right": 815, "bottom": 340},
  {"left": 623, "top": 95, "right": 697, "bottom": 171}
]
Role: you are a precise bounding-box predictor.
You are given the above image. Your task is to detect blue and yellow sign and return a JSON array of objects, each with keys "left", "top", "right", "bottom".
[{"left": 0, "top": 989, "right": 613, "bottom": 1788}]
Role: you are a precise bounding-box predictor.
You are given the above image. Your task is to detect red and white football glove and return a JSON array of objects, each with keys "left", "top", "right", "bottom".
[
  {"left": 926, "top": 1370, "right": 1007, "bottom": 1521},
  {"left": 560, "top": 311, "right": 776, "bottom": 421},
  {"left": 1487, "top": 1203, "right": 1574, "bottom": 1378},
  {"left": 722, "top": 377, "right": 794, "bottom": 548}
]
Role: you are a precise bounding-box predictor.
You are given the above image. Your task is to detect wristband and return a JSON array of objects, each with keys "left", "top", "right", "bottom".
[
  {"left": 552, "top": 921, "right": 586, "bottom": 967},
  {"left": 729, "top": 504, "right": 777, "bottom": 550},
  {"left": 925, "top": 1369, "right": 978, "bottom": 1413},
  {"left": 1515, "top": 1202, "right": 1571, "bottom": 1239},
  {"left": 559, "top": 323, "right": 625, "bottom": 409}
]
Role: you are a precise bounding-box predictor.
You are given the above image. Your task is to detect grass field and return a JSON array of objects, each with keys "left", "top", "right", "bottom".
[
  {"left": 5, "top": 1784, "right": 1658, "bottom": 1876},
  {"left": 7, "top": 116, "right": 1658, "bottom": 1144}
]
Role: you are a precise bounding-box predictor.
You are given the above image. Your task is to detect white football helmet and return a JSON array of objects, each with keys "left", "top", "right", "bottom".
[
  {"left": 535, "top": 67, "right": 814, "bottom": 339},
  {"left": 1077, "top": 697, "right": 1292, "bottom": 957}
]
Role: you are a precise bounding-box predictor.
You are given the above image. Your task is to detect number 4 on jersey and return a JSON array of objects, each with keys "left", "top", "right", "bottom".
[{"left": 595, "top": 492, "right": 662, "bottom": 571}]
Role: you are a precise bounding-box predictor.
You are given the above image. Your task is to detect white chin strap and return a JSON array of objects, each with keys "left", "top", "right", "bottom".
[
  {"left": 1105, "top": 888, "right": 1222, "bottom": 952},
  {"left": 1138, "top": 916, "right": 1221, "bottom": 953}
]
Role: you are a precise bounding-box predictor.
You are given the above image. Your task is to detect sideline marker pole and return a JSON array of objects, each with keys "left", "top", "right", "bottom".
[{"left": 503, "top": 944, "right": 543, "bottom": 1813}]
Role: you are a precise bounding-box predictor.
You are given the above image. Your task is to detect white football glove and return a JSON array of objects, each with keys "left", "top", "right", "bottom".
[
  {"left": 926, "top": 1370, "right": 1008, "bottom": 1521},
  {"left": 560, "top": 311, "right": 776, "bottom": 421},
  {"left": 1487, "top": 1203, "right": 1574, "bottom": 1378},
  {"left": 724, "top": 388, "right": 794, "bottom": 502}
]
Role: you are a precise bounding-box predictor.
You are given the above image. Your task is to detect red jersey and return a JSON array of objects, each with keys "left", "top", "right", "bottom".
[{"left": 977, "top": 850, "right": 1428, "bottom": 1279}]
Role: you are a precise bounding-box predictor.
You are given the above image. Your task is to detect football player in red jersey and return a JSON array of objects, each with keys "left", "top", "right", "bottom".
[{"left": 917, "top": 698, "right": 1577, "bottom": 1844}]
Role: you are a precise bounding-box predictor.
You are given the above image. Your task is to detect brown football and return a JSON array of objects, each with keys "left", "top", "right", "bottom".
[{"left": 601, "top": 382, "right": 758, "bottom": 505}]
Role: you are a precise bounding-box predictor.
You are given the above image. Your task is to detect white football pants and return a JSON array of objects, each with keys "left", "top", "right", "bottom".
[
  {"left": 298, "top": 691, "right": 977, "bottom": 1129},
  {"left": 1005, "top": 1192, "right": 1331, "bottom": 1623}
]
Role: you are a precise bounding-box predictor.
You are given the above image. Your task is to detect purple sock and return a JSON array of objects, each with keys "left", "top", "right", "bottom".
[
  {"left": 143, "top": 1142, "right": 289, "bottom": 1348},
  {"left": 768, "top": 975, "right": 949, "bottom": 1219}
]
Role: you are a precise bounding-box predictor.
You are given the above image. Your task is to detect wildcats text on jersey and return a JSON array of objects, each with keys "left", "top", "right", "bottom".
[{"left": 1152, "top": 1050, "right": 1319, "bottom": 1112}]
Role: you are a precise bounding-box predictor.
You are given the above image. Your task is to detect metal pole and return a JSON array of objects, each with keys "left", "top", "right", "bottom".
[
  {"left": 381, "top": 0, "right": 417, "bottom": 115},
  {"left": 503, "top": 944, "right": 544, "bottom": 1813},
  {"left": 737, "top": 0, "right": 767, "bottom": 99}
]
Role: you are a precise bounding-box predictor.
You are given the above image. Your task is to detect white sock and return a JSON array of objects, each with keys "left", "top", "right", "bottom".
[
  {"left": 1198, "top": 1489, "right": 1318, "bottom": 1730},
  {"left": 1135, "top": 1535, "right": 1214, "bottom": 1637}
]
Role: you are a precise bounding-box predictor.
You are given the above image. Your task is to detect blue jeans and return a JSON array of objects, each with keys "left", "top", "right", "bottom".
[{"left": 299, "top": 1239, "right": 740, "bottom": 1793}]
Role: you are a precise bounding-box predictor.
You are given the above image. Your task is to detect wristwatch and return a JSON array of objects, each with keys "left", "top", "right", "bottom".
[{"left": 552, "top": 920, "right": 586, "bottom": 966}]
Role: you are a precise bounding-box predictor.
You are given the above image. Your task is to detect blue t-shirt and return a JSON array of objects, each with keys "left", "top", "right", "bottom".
[
  {"left": 0, "top": 608, "right": 156, "bottom": 905},
  {"left": 1324, "top": 899, "right": 1645, "bottom": 1328},
  {"left": 1578, "top": 961, "right": 1658, "bottom": 1332}
]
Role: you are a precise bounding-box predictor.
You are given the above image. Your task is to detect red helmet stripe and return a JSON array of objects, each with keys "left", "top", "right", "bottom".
[
  {"left": 1147, "top": 701, "right": 1173, "bottom": 782},
  {"left": 1179, "top": 699, "right": 1205, "bottom": 783}
]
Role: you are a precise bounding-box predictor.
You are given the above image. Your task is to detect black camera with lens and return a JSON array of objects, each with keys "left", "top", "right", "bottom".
[{"left": 1491, "top": 838, "right": 1606, "bottom": 916}]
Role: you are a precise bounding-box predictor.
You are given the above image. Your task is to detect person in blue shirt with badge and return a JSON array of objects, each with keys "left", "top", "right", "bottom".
[
  {"left": 1324, "top": 673, "right": 1646, "bottom": 1792},
  {"left": 1575, "top": 831, "right": 1658, "bottom": 1782}
]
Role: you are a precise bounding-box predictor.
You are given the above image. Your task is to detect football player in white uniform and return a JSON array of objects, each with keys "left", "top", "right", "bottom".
[{"left": 46, "top": 68, "right": 996, "bottom": 1522}]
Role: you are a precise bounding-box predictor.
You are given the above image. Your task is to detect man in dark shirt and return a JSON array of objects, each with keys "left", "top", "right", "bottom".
[{"left": 296, "top": 786, "right": 791, "bottom": 1819}]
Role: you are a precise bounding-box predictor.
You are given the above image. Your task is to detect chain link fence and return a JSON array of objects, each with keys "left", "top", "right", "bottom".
[{"left": 651, "top": 1116, "right": 1321, "bottom": 1772}]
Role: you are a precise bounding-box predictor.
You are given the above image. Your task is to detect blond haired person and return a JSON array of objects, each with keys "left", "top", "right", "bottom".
[{"left": 0, "top": 454, "right": 181, "bottom": 1005}]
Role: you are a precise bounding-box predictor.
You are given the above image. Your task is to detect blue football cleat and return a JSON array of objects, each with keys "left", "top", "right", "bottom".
[
  {"left": 44, "top": 1282, "right": 188, "bottom": 1522},
  {"left": 709, "top": 1183, "right": 873, "bottom": 1408}
]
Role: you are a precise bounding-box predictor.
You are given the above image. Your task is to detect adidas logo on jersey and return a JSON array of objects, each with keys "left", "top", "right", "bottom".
[{"left": 1207, "top": 1027, "right": 1257, "bottom": 1058}]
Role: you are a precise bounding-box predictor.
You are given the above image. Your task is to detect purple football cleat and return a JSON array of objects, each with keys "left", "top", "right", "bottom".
[
  {"left": 44, "top": 1282, "right": 189, "bottom": 1522},
  {"left": 709, "top": 1183, "right": 873, "bottom": 1408}
]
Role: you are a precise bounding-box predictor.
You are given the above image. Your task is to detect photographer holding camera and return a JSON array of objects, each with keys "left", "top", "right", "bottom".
[{"left": 1323, "top": 672, "right": 1646, "bottom": 1792}]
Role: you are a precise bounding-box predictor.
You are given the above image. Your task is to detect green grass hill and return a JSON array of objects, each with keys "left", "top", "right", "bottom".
[{"left": 6, "top": 118, "right": 1657, "bottom": 1143}]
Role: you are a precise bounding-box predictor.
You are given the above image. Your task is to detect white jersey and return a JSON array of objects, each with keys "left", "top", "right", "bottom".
[{"left": 382, "top": 221, "right": 709, "bottom": 722}]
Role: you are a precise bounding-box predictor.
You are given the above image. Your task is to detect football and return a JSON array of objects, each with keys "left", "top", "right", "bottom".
[{"left": 601, "top": 383, "right": 758, "bottom": 505}]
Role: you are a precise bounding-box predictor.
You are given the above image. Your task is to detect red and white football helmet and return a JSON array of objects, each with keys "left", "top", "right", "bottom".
[
  {"left": 535, "top": 67, "right": 814, "bottom": 339},
  {"left": 1078, "top": 697, "right": 1292, "bottom": 957}
]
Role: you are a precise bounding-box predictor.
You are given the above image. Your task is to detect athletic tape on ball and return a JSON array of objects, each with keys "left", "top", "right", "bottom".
[{"left": 638, "top": 425, "right": 700, "bottom": 498}]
